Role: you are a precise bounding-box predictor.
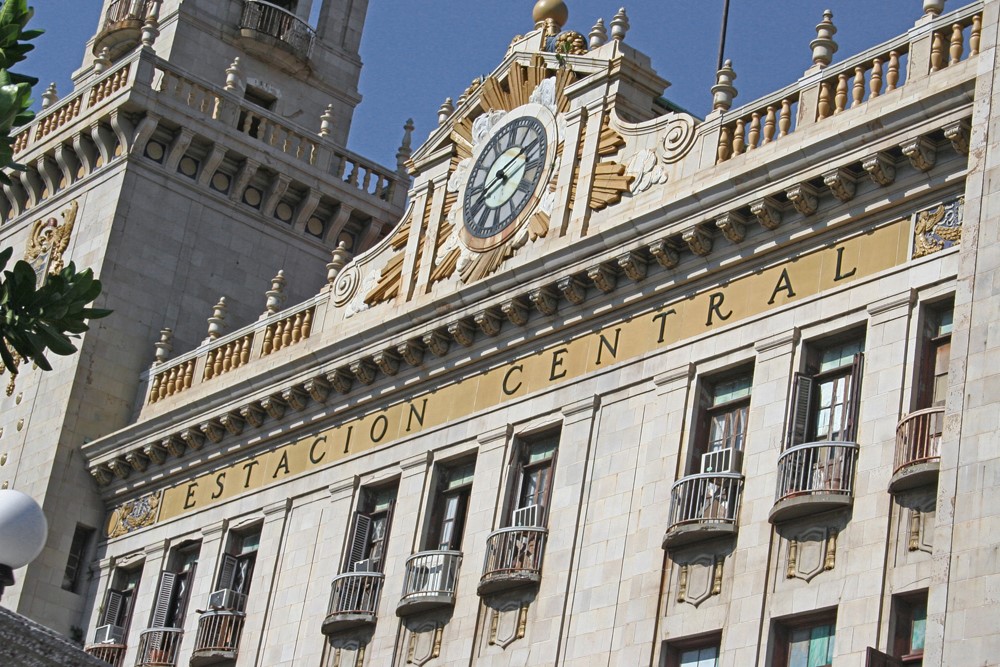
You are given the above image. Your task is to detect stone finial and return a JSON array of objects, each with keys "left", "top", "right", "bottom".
[
  {"left": 207, "top": 297, "right": 228, "bottom": 340},
  {"left": 711, "top": 59, "right": 738, "bottom": 111},
  {"left": 319, "top": 104, "right": 335, "bottom": 137},
  {"left": 395, "top": 119, "right": 414, "bottom": 174},
  {"left": 40, "top": 83, "right": 58, "bottom": 110},
  {"left": 589, "top": 18, "right": 608, "bottom": 49},
  {"left": 141, "top": 5, "right": 160, "bottom": 48},
  {"left": 94, "top": 48, "right": 111, "bottom": 75},
  {"left": 923, "top": 0, "right": 945, "bottom": 16},
  {"left": 610, "top": 8, "right": 630, "bottom": 42},
  {"left": 224, "top": 57, "right": 245, "bottom": 93},
  {"left": 810, "top": 10, "right": 838, "bottom": 68},
  {"left": 533, "top": 0, "right": 568, "bottom": 30},
  {"left": 264, "top": 271, "right": 287, "bottom": 315},
  {"left": 153, "top": 328, "right": 173, "bottom": 365},
  {"left": 326, "top": 242, "right": 353, "bottom": 284},
  {"left": 437, "top": 98, "right": 454, "bottom": 126}
]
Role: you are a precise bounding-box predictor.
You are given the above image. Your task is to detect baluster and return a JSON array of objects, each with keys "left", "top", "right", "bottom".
[
  {"left": 291, "top": 313, "right": 303, "bottom": 343},
  {"left": 732, "top": 119, "right": 746, "bottom": 155},
  {"left": 166, "top": 367, "right": 178, "bottom": 395},
  {"left": 971, "top": 14, "right": 982, "bottom": 55},
  {"left": 886, "top": 51, "right": 900, "bottom": 91},
  {"left": 302, "top": 309, "right": 313, "bottom": 338},
  {"left": 852, "top": 66, "right": 865, "bottom": 107},
  {"left": 281, "top": 317, "right": 293, "bottom": 348},
  {"left": 158, "top": 372, "right": 169, "bottom": 400},
  {"left": 362, "top": 169, "right": 374, "bottom": 193},
  {"left": 222, "top": 343, "right": 233, "bottom": 373},
  {"left": 762, "top": 106, "right": 777, "bottom": 143},
  {"left": 241, "top": 335, "right": 251, "bottom": 364},
  {"left": 779, "top": 99, "right": 792, "bottom": 137},
  {"left": 150, "top": 375, "right": 162, "bottom": 403},
  {"left": 214, "top": 348, "right": 224, "bottom": 376},
  {"left": 949, "top": 23, "right": 963, "bottom": 65},
  {"left": 817, "top": 82, "right": 832, "bottom": 120},
  {"left": 241, "top": 111, "right": 254, "bottom": 135},
  {"left": 931, "top": 30, "right": 946, "bottom": 71},
  {"left": 183, "top": 362, "right": 194, "bottom": 389},
  {"left": 204, "top": 351, "right": 215, "bottom": 379},
  {"left": 717, "top": 125, "right": 732, "bottom": 163},
  {"left": 262, "top": 325, "right": 275, "bottom": 356},
  {"left": 272, "top": 321, "right": 285, "bottom": 351},
  {"left": 747, "top": 112, "right": 761, "bottom": 150},
  {"left": 348, "top": 163, "right": 359, "bottom": 186},
  {"left": 870, "top": 58, "right": 883, "bottom": 99},
  {"left": 835, "top": 74, "right": 848, "bottom": 113}
]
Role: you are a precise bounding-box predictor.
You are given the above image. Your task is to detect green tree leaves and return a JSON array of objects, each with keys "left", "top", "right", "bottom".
[{"left": 0, "top": 0, "right": 39, "bottom": 185}]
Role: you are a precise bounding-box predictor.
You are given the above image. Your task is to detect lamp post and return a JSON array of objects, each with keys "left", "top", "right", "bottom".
[{"left": 0, "top": 489, "right": 48, "bottom": 601}]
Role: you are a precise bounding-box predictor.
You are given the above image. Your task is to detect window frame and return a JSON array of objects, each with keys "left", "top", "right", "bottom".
[
  {"left": 786, "top": 336, "right": 865, "bottom": 448},
  {"left": 916, "top": 301, "right": 953, "bottom": 410},
  {"left": 426, "top": 460, "right": 475, "bottom": 552},
  {"left": 342, "top": 484, "right": 398, "bottom": 573},
  {"left": 507, "top": 432, "right": 560, "bottom": 528},
  {"left": 890, "top": 591, "right": 927, "bottom": 664},
  {"left": 691, "top": 370, "right": 753, "bottom": 474},
  {"left": 771, "top": 609, "right": 837, "bottom": 667},
  {"left": 662, "top": 631, "right": 722, "bottom": 667}
]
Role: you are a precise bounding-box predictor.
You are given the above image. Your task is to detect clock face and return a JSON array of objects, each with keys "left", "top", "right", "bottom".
[{"left": 462, "top": 115, "right": 549, "bottom": 241}]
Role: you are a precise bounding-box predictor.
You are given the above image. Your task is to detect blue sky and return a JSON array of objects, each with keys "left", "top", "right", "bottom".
[{"left": 25, "top": 1, "right": 921, "bottom": 169}]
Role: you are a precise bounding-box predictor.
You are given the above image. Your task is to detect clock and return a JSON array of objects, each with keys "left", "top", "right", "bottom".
[{"left": 459, "top": 104, "right": 558, "bottom": 252}]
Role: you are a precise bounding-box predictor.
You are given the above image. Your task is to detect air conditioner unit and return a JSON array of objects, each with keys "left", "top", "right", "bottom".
[
  {"left": 208, "top": 588, "right": 247, "bottom": 611},
  {"left": 512, "top": 504, "right": 540, "bottom": 527},
  {"left": 93, "top": 624, "right": 125, "bottom": 645},
  {"left": 352, "top": 558, "right": 374, "bottom": 572},
  {"left": 700, "top": 448, "right": 744, "bottom": 474}
]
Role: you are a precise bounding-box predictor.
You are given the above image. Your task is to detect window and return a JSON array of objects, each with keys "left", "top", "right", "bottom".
[
  {"left": 692, "top": 372, "right": 752, "bottom": 473},
  {"left": 427, "top": 461, "right": 475, "bottom": 551},
  {"left": 787, "top": 337, "right": 865, "bottom": 446},
  {"left": 891, "top": 592, "right": 927, "bottom": 664},
  {"left": 150, "top": 542, "right": 199, "bottom": 630},
  {"left": 212, "top": 528, "right": 260, "bottom": 611},
  {"left": 62, "top": 524, "right": 95, "bottom": 593},
  {"left": 344, "top": 485, "right": 397, "bottom": 573},
  {"left": 917, "top": 303, "right": 952, "bottom": 409},
  {"left": 663, "top": 634, "right": 721, "bottom": 667},
  {"left": 773, "top": 613, "right": 836, "bottom": 667},
  {"left": 95, "top": 566, "right": 143, "bottom": 642},
  {"left": 509, "top": 434, "right": 558, "bottom": 528}
]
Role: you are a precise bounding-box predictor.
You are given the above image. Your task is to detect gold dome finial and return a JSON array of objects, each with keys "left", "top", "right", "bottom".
[{"left": 533, "top": 0, "right": 568, "bottom": 30}]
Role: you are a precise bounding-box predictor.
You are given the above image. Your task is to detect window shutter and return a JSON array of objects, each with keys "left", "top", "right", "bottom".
[
  {"left": 376, "top": 501, "right": 396, "bottom": 573},
  {"left": 864, "top": 647, "right": 903, "bottom": 667},
  {"left": 540, "top": 449, "right": 558, "bottom": 526},
  {"left": 786, "top": 373, "right": 814, "bottom": 448},
  {"left": 215, "top": 553, "right": 238, "bottom": 591},
  {"left": 845, "top": 352, "right": 865, "bottom": 441},
  {"left": 344, "top": 512, "right": 372, "bottom": 572},
  {"left": 150, "top": 572, "right": 177, "bottom": 629},
  {"left": 101, "top": 589, "right": 124, "bottom": 626}
]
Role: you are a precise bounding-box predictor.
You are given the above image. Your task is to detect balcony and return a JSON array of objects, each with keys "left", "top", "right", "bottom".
[
  {"left": 135, "top": 627, "right": 183, "bottom": 667},
  {"left": 83, "top": 643, "right": 126, "bottom": 667},
  {"left": 190, "top": 610, "right": 244, "bottom": 666},
  {"left": 478, "top": 527, "right": 547, "bottom": 596},
  {"left": 769, "top": 442, "right": 859, "bottom": 523},
  {"left": 321, "top": 572, "right": 384, "bottom": 635},
  {"left": 238, "top": 0, "right": 316, "bottom": 68},
  {"left": 396, "top": 550, "right": 462, "bottom": 617},
  {"left": 662, "top": 472, "right": 743, "bottom": 549},
  {"left": 94, "top": 0, "right": 156, "bottom": 59},
  {"left": 890, "top": 407, "right": 944, "bottom": 492}
]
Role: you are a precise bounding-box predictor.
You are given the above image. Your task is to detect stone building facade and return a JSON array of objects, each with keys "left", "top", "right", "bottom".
[{"left": 4, "top": 1, "right": 1000, "bottom": 666}]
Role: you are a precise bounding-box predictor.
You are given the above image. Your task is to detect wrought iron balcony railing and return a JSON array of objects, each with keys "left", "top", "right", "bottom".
[
  {"left": 322, "top": 572, "right": 384, "bottom": 635},
  {"left": 83, "top": 642, "right": 127, "bottom": 667},
  {"left": 190, "top": 610, "right": 244, "bottom": 667},
  {"left": 663, "top": 472, "right": 743, "bottom": 548},
  {"left": 769, "top": 441, "right": 859, "bottom": 523},
  {"left": 478, "top": 526, "right": 547, "bottom": 596},
  {"left": 890, "top": 406, "right": 944, "bottom": 491},
  {"left": 239, "top": 0, "right": 316, "bottom": 61},
  {"left": 135, "top": 627, "right": 183, "bottom": 667},
  {"left": 95, "top": 0, "right": 156, "bottom": 59},
  {"left": 396, "top": 550, "right": 462, "bottom": 617}
]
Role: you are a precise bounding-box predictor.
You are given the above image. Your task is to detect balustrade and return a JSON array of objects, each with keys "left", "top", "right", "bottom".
[
  {"left": 891, "top": 407, "right": 944, "bottom": 491},
  {"left": 261, "top": 307, "right": 313, "bottom": 356},
  {"left": 397, "top": 550, "right": 462, "bottom": 616},
  {"left": 663, "top": 472, "right": 743, "bottom": 548},
  {"left": 204, "top": 334, "right": 254, "bottom": 380},
  {"left": 84, "top": 643, "right": 126, "bottom": 667},
  {"left": 191, "top": 610, "right": 244, "bottom": 666},
  {"left": 770, "top": 441, "right": 858, "bottom": 523},
  {"left": 239, "top": 0, "right": 316, "bottom": 61},
  {"left": 136, "top": 627, "right": 183, "bottom": 667},
  {"left": 322, "top": 572, "right": 384, "bottom": 634},
  {"left": 148, "top": 359, "right": 196, "bottom": 404},
  {"left": 478, "top": 526, "right": 547, "bottom": 595}
]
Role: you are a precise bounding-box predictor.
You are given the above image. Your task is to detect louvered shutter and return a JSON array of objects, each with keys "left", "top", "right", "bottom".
[
  {"left": 150, "top": 572, "right": 177, "bottom": 629},
  {"left": 101, "top": 589, "right": 124, "bottom": 626},
  {"left": 864, "top": 647, "right": 903, "bottom": 667},
  {"left": 845, "top": 352, "right": 865, "bottom": 442},
  {"left": 215, "top": 553, "right": 238, "bottom": 590},
  {"left": 375, "top": 501, "right": 396, "bottom": 573},
  {"left": 786, "top": 373, "right": 814, "bottom": 448},
  {"left": 343, "top": 512, "right": 372, "bottom": 572}
]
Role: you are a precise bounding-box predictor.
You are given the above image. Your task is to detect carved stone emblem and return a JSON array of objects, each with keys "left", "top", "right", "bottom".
[
  {"left": 25, "top": 200, "right": 78, "bottom": 285},
  {"left": 107, "top": 490, "right": 162, "bottom": 538},
  {"left": 913, "top": 197, "right": 963, "bottom": 258}
]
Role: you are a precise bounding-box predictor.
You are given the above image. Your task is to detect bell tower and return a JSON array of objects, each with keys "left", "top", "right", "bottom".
[{"left": 0, "top": 0, "right": 405, "bottom": 636}]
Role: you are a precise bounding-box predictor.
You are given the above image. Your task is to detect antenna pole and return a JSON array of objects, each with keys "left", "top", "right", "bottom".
[{"left": 717, "top": 0, "right": 731, "bottom": 72}]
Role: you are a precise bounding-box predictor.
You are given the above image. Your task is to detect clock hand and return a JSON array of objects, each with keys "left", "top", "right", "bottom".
[{"left": 483, "top": 151, "right": 525, "bottom": 199}]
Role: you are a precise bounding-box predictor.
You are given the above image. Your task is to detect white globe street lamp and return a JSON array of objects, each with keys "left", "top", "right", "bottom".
[{"left": 0, "top": 489, "right": 48, "bottom": 600}]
